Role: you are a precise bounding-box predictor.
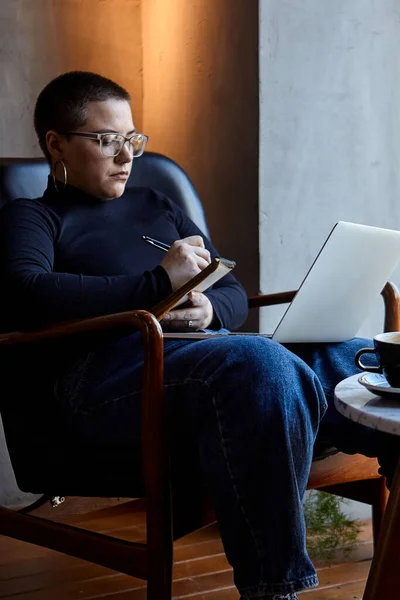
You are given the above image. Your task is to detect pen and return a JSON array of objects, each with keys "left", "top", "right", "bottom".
[{"left": 142, "top": 235, "right": 171, "bottom": 252}]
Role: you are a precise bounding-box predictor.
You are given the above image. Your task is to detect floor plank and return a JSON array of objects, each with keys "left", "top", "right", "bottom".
[
  {"left": 0, "top": 503, "right": 373, "bottom": 600},
  {"left": 299, "top": 580, "right": 366, "bottom": 598}
]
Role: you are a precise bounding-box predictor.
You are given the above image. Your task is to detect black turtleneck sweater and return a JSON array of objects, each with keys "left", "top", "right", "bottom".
[{"left": 0, "top": 180, "right": 248, "bottom": 332}]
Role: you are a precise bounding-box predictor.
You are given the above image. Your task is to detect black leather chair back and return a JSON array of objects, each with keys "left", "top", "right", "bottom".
[{"left": 0, "top": 152, "right": 210, "bottom": 237}]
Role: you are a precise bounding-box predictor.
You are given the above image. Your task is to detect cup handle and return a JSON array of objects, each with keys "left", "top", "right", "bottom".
[{"left": 354, "top": 347, "right": 381, "bottom": 372}]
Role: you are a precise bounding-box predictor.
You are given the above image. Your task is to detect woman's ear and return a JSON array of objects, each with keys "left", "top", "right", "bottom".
[{"left": 45, "top": 131, "right": 64, "bottom": 161}]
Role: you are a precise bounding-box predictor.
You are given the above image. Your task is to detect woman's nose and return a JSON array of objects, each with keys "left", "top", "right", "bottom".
[{"left": 116, "top": 141, "right": 134, "bottom": 163}]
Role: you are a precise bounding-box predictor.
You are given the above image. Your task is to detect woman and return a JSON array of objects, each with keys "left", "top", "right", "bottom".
[{"left": 0, "top": 71, "right": 397, "bottom": 600}]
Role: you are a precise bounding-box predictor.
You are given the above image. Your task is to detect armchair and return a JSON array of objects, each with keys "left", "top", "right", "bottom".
[{"left": 0, "top": 155, "right": 395, "bottom": 599}]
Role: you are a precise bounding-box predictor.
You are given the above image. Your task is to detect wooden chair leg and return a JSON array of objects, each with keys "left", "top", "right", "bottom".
[
  {"left": 371, "top": 476, "right": 389, "bottom": 548},
  {"left": 146, "top": 529, "right": 173, "bottom": 600},
  {"left": 363, "top": 459, "right": 400, "bottom": 599},
  {"left": 146, "top": 492, "right": 173, "bottom": 600},
  {"left": 147, "top": 569, "right": 172, "bottom": 600}
]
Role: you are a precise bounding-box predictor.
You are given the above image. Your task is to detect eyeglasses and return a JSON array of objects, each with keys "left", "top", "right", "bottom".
[{"left": 59, "top": 131, "right": 148, "bottom": 158}]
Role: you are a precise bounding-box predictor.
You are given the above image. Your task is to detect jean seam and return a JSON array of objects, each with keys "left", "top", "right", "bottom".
[
  {"left": 240, "top": 573, "right": 319, "bottom": 597},
  {"left": 77, "top": 378, "right": 200, "bottom": 415},
  {"left": 77, "top": 389, "right": 142, "bottom": 415},
  {"left": 210, "top": 389, "right": 266, "bottom": 583}
]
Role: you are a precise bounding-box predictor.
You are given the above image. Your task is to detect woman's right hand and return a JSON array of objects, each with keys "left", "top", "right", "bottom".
[{"left": 160, "top": 235, "right": 211, "bottom": 291}]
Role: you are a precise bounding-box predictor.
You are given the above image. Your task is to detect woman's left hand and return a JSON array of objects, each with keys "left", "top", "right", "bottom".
[{"left": 160, "top": 291, "right": 214, "bottom": 331}]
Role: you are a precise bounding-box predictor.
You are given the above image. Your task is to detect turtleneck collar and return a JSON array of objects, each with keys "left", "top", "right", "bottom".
[{"left": 43, "top": 175, "right": 114, "bottom": 204}]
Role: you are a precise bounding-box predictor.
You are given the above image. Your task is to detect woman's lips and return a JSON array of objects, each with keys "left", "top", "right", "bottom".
[{"left": 111, "top": 172, "right": 129, "bottom": 181}]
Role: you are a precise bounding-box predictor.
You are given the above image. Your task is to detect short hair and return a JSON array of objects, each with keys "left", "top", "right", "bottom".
[{"left": 34, "top": 71, "right": 131, "bottom": 162}]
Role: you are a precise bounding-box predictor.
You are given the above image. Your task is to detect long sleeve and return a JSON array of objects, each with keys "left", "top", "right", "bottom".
[
  {"left": 0, "top": 199, "right": 172, "bottom": 329},
  {"left": 0, "top": 185, "right": 249, "bottom": 333}
]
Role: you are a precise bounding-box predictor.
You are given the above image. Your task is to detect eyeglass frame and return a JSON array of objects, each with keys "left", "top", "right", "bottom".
[{"left": 57, "top": 131, "right": 148, "bottom": 158}]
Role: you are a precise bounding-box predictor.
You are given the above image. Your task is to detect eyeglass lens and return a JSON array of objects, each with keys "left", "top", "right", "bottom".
[{"left": 100, "top": 134, "right": 146, "bottom": 157}]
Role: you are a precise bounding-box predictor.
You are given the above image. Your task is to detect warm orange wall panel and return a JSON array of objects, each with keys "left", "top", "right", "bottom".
[
  {"left": 142, "top": 0, "right": 259, "bottom": 322},
  {"left": 0, "top": 0, "right": 143, "bottom": 157},
  {"left": 50, "top": 0, "right": 143, "bottom": 127}
]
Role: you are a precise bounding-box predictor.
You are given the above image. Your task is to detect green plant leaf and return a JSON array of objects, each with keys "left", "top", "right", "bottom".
[{"left": 303, "top": 490, "right": 361, "bottom": 561}]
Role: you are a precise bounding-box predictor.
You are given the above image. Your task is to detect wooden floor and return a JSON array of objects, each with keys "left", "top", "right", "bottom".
[{"left": 0, "top": 498, "right": 373, "bottom": 599}]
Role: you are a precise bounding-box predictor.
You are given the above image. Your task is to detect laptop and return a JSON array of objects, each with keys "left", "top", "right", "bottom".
[
  {"left": 272, "top": 221, "right": 400, "bottom": 343},
  {"left": 164, "top": 221, "right": 400, "bottom": 343}
]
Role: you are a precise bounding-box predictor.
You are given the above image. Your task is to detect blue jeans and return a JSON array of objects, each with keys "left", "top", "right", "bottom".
[{"left": 56, "top": 333, "right": 400, "bottom": 598}]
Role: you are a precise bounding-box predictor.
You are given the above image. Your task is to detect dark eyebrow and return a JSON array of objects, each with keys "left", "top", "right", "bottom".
[{"left": 93, "top": 128, "right": 137, "bottom": 136}]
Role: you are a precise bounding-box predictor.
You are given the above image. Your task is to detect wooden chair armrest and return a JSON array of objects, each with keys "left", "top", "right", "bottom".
[
  {"left": 248, "top": 290, "right": 297, "bottom": 309},
  {"left": 381, "top": 281, "right": 400, "bottom": 332},
  {"left": 0, "top": 309, "right": 160, "bottom": 346},
  {"left": 248, "top": 281, "right": 400, "bottom": 335}
]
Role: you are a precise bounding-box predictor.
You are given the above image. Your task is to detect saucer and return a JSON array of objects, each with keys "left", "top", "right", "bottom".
[{"left": 358, "top": 373, "right": 400, "bottom": 400}]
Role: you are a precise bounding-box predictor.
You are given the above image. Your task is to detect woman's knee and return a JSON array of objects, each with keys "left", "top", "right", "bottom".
[
  {"left": 203, "top": 336, "right": 296, "bottom": 381},
  {"left": 205, "top": 336, "right": 326, "bottom": 415}
]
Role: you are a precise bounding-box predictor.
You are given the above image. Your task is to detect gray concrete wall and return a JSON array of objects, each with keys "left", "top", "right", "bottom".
[
  {"left": 259, "top": 0, "right": 400, "bottom": 519},
  {"left": 259, "top": 0, "right": 400, "bottom": 341}
]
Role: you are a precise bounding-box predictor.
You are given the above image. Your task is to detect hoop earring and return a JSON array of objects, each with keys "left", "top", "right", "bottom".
[{"left": 52, "top": 160, "right": 68, "bottom": 193}]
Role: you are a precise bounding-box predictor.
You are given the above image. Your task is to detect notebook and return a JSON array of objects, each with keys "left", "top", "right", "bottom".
[
  {"left": 151, "top": 256, "right": 236, "bottom": 320},
  {"left": 164, "top": 221, "right": 400, "bottom": 343}
]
